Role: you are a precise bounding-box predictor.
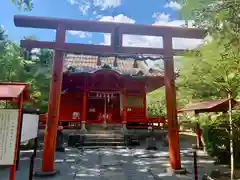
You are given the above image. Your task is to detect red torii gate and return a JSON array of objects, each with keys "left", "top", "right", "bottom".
[{"left": 14, "top": 15, "right": 206, "bottom": 176}]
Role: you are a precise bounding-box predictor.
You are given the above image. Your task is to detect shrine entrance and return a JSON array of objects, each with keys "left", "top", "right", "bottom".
[{"left": 87, "top": 91, "right": 121, "bottom": 124}]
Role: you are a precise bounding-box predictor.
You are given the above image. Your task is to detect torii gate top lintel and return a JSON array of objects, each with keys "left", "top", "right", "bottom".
[
  {"left": 14, "top": 15, "right": 206, "bottom": 39},
  {"left": 14, "top": 15, "right": 206, "bottom": 55}
]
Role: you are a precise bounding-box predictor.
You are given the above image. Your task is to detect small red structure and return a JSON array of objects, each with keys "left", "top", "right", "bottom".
[
  {"left": 14, "top": 15, "right": 206, "bottom": 175},
  {"left": 0, "top": 82, "right": 29, "bottom": 180},
  {"left": 179, "top": 98, "right": 239, "bottom": 149}
]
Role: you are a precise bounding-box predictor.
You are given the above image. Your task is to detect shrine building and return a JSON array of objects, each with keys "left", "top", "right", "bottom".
[{"left": 41, "top": 54, "right": 166, "bottom": 129}]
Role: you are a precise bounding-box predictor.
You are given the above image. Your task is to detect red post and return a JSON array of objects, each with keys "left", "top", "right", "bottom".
[
  {"left": 196, "top": 122, "right": 203, "bottom": 149},
  {"left": 143, "top": 88, "right": 147, "bottom": 120},
  {"left": 123, "top": 90, "right": 127, "bottom": 122},
  {"left": 9, "top": 94, "right": 23, "bottom": 180},
  {"left": 163, "top": 35, "right": 181, "bottom": 170},
  {"left": 82, "top": 90, "right": 87, "bottom": 122},
  {"left": 41, "top": 26, "right": 66, "bottom": 173}
]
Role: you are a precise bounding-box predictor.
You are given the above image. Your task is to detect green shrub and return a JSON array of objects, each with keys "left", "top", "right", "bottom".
[{"left": 201, "top": 113, "right": 240, "bottom": 165}]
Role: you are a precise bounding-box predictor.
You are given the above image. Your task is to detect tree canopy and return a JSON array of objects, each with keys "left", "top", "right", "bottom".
[
  {"left": 0, "top": 27, "right": 51, "bottom": 112},
  {"left": 10, "top": 0, "right": 33, "bottom": 11}
]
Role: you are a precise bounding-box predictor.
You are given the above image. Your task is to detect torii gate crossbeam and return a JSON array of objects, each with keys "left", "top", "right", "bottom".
[{"left": 14, "top": 15, "right": 206, "bottom": 177}]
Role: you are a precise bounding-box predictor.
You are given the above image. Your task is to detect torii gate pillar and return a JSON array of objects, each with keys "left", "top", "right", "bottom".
[
  {"left": 163, "top": 35, "right": 182, "bottom": 173},
  {"left": 35, "top": 26, "right": 66, "bottom": 177}
]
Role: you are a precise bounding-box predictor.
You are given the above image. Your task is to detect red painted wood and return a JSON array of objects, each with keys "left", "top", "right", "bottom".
[
  {"left": 41, "top": 26, "right": 66, "bottom": 173},
  {"left": 59, "top": 92, "right": 82, "bottom": 121},
  {"left": 82, "top": 90, "right": 87, "bottom": 122},
  {"left": 126, "top": 126, "right": 165, "bottom": 129},
  {"left": 20, "top": 40, "right": 187, "bottom": 56},
  {"left": 123, "top": 91, "right": 127, "bottom": 122},
  {"left": 163, "top": 35, "right": 181, "bottom": 169},
  {"left": 196, "top": 123, "right": 203, "bottom": 149},
  {"left": 14, "top": 15, "right": 206, "bottom": 39},
  {"left": 21, "top": 40, "right": 114, "bottom": 54},
  {"left": 62, "top": 72, "right": 160, "bottom": 92}
]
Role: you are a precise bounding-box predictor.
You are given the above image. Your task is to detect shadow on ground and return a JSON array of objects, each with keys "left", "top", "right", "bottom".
[{"left": 0, "top": 134, "right": 230, "bottom": 180}]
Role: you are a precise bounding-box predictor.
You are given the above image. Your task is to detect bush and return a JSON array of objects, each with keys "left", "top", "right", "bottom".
[{"left": 201, "top": 113, "right": 240, "bottom": 166}]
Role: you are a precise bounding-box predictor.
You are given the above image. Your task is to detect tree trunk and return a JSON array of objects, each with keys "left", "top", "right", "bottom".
[{"left": 228, "top": 93, "right": 235, "bottom": 180}]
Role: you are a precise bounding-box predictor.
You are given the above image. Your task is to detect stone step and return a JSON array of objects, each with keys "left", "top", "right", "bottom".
[
  {"left": 77, "top": 145, "right": 126, "bottom": 149},
  {"left": 83, "top": 141, "right": 125, "bottom": 146},
  {"left": 85, "top": 137, "right": 124, "bottom": 141},
  {"left": 84, "top": 133, "right": 123, "bottom": 138}
]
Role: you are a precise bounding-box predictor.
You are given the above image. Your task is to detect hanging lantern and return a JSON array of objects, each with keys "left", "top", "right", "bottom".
[
  {"left": 113, "top": 56, "right": 118, "bottom": 67},
  {"left": 97, "top": 56, "right": 102, "bottom": 66},
  {"left": 133, "top": 59, "right": 138, "bottom": 68}
]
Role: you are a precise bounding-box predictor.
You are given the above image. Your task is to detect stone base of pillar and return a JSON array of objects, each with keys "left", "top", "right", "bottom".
[
  {"left": 165, "top": 167, "right": 187, "bottom": 175},
  {"left": 146, "top": 136, "right": 157, "bottom": 150},
  {"left": 80, "top": 121, "right": 87, "bottom": 134},
  {"left": 121, "top": 121, "right": 127, "bottom": 134},
  {"left": 192, "top": 143, "right": 204, "bottom": 150},
  {"left": 34, "top": 169, "right": 59, "bottom": 178},
  {"left": 103, "top": 120, "right": 107, "bottom": 129}
]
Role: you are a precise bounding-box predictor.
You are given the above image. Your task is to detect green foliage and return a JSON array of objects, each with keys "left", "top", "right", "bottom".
[
  {"left": 177, "top": 39, "right": 240, "bottom": 102},
  {"left": 147, "top": 88, "right": 166, "bottom": 117},
  {"left": 201, "top": 114, "right": 240, "bottom": 165},
  {"left": 10, "top": 0, "right": 33, "bottom": 11},
  {"left": 177, "top": 0, "right": 240, "bottom": 43},
  {"left": 0, "top": 28, "right": 51, "bottom": 112}
]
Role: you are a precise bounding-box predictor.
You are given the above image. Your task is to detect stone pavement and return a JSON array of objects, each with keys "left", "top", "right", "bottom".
[{"left": 0, "top": 135, "right": 232, "bottom": 180}]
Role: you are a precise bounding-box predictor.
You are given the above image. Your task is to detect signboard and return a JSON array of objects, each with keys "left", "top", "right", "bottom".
[
  {"left": 0, "top": 109, "right": 18, "bottom": 165},
  {"left": 20, "top": 114, "right": 39, "bottom": 142}
]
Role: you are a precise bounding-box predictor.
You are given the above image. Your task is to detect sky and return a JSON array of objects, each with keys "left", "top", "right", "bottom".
[{"left": 1, "top": 0, "right": 204, "bottom": 49}]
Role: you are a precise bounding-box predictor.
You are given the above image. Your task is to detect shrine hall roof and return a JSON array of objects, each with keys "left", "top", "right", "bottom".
[{"left": 64, "top": 54, "right": 164, "bottom": 77}]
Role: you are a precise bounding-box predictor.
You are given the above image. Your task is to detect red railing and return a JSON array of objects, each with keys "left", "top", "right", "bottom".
[{"left": 39, "top": 113, "right": 167, "bottom": 129}]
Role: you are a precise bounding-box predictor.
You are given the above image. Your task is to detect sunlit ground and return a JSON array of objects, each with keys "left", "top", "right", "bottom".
[{"left": 0, "top": 134, "right": 235, "bottom": 180}]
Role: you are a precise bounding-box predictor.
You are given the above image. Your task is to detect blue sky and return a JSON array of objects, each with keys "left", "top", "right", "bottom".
[{"left": 1, "top": 0, "right": 191, "bottom": 45}]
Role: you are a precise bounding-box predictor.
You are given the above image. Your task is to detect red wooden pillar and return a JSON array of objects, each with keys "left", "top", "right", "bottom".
[
  {"left": 121, "top": 90, "right": 127, "bottom": 132},
  {"left": 80, "top": 89, "right": 88, "bottom": 131},
  {"left": 195, "top": 113, "right": 203, "bottom": 149},
  {"left": 82, "top": 89, "right": 87, "bottom": 122},
  {"left": 123, "top": 90, "right": 127, "bottom": 122},
  {"left": 163, "top": 35, "right": 181, "bottom": 170},
  {"left": 40, "top": 26, "right": 66, "bottom": 174},
  {"left": 143, "top": 88, "right": 147, "bottom": 120}
]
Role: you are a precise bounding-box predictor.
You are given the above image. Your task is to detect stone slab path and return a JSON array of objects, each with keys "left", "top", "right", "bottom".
[{"left": 0, "top": 135, "right": 234, "bottom": 180}]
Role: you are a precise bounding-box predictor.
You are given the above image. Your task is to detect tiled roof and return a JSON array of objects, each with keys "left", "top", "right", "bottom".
[{"left": 64, "top": 54, "right": 164, "bottom": 77}]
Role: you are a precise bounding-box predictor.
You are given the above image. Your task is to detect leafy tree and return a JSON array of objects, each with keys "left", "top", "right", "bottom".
[
  {"left": 0, "top": 28, "right": 51, "bottom": 112},
  {"left": 178, "top": 38, "right": 240, "bottom": 179},
  {"left": 147, "top": 88, "right": 166, "bottom": 117},
  {"left": 0, "top": 26, "right": 7, "bottom": 54},
  {"left": 177, "top": 0, "right": 240, "bottom": 43},
  {"left": 176, "top": 1, "right": 240, "bottom": 177},
  {"left": 10, "top": 0, "right": 33, "bottom": 11}
]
